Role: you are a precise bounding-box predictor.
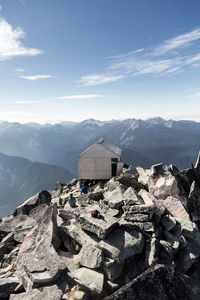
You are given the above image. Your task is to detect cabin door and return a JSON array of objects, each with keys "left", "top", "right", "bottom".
[{"left": 111, "top": 158, "right": 118, "bottom": 177}]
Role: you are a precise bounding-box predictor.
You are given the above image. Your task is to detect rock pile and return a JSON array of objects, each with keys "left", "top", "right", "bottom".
[{"left": 1, "top": 156, "right": 200, "bottom": 299}]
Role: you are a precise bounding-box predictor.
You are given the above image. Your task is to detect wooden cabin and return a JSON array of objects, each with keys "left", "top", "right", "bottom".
[{"left": 78, "top": 138, "right": 124, "bottom": 180}]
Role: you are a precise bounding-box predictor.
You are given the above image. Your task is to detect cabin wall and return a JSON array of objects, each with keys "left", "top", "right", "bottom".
[{"left": 78, "top": 143, "right": 121, "bottom": 179}]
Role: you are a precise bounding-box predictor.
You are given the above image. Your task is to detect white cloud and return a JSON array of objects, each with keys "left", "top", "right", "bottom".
[
  {"left": 79, "top": 73, "right": 123, "bottom": 86},
  {"left": 189, "top": 93, "right": 200, "bottom": 98},
  {"left": 80, "top": 28, "right": 200, "bottom": 86},
  {"left": 57, "top": 94, "right": 104, "bottom": 100},
  {"left": 153, "top": 28, "right": 200, "bottom": 55},
  {"left": 0, "top": 18, "right": 42, "bottom": 61},
  {"left": 15, "top": 68, "right": 24, "bottom": 73},
  {"left": 20, "top": 74, "right": 53, "bottom": 80}
]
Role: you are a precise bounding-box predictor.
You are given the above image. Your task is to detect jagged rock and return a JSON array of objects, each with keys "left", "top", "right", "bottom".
[
  {"left": 102, "top": 261, "right": 124, "bottom": 282},
  {"left": 104, "top": 264, "right": 200, "bottom": 300},
  {"left": 14, "top": 191, "right": 51, "bottom": 216},
  {"left": 0, "top": 276, "right": 22, "bottom": 298},
  {"left": 67, "top": 290, "right": 89, "bottom": 300},
  {"left": 10, "top": 284, "right": 63, "bottom": 300},
  {"left": 88, "top": 191, "right": 104, "bottom": 202},
  {"left": 59, "top": 219, "right": 98, "bottom": 247},
  {"left": 161, "top": 215, "right": 176, "bottom": 231},
  {"left": 16, "top": 205, "right": 66, "bottom": 290},
  {"left": 170, "top": 222, "right": 182, "bottom": 237},
  {"left": 0, "top": 214, "right": 35, "bottom": 237},
  {"left": 99, "top": 228, "right": 144, "bottom": 264},
  {"left": 104, "top": 186, "right": 124, "bottom": 209},
  {"left": 188, "top": 181, "right": 200, "bottom": 212},
  {"left": 78, "top": 212, "right": 119, "bottom": 239},
  {"left": 136, "top": 167, "right": 150, "bottom": 187},
  {"left": 159, "top": 196, "right": 190, "bottom": 220},
  {"left": 28, "top": 204, "right": 49, "bottom": 221},
  {"left": 79, "top": 244, "right": 103, "bottom": 269},
  {"left": 149, "top": 176, "right": 181, "bottom": 200},
  {"left": 123, "top": 187, "right": 144, "bottom": 206},
  {"left": 69, "top": 267, "right": 104, "bottom": 295},
  {"left": 175, "top": 231, "right": 200, "bottom": 273},
  {"left": 116, "top": 173, "right": 144, "bottom": 190},
  {"left": 138, "top": 189, "right": 165, "bottom": 215}
]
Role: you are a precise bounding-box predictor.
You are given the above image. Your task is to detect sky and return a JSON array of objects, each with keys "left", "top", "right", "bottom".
[{"left": 0, "top": 0, "right": 200, "bottom": 123}]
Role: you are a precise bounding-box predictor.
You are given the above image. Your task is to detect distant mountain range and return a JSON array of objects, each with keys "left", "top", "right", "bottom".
[
  {"left": 0, "top": 152, "right": 73, "bottom": 218},
  {"left": 0, "top": 117, "right": 199, "bottom": 175}
]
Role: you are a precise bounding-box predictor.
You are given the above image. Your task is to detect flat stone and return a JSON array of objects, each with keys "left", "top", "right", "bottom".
[
  {"left": 104, "top": 264, "right": 200, "bottom": 300},
  {"left": 118, "top": 220, "right": 155, "bottom": 233},
  {"left": 79, "top": 244, "right": 103, "bottom": 269},
  {"left": 139, "top": 190, "right": 165, "bottom": 215},
  {"left": 59, "top": 219, "right": 98, "bottom": 247},
  {"left": 175, "top": 218, "right": 196, "bottom": 239},
  {"left": 123, "top": 213, "right": 151, "bottom": 223},
  {"left": 10, "top": 284, "right": 63, "bottom": 300},
  {"left": 145, "top": 236, "right": 160, "bottom": 268},
  {"left": 149, "top": 176, "right": 181, "bottom": 200},
  {"left": 78, "top": 212, "right": 119, "bottom": 239},
  {"left": 69, "top": 267, "right": 104, "bottom": 295},
  {"left": 159, "top": 196, "right": 190, "bottom": 220},
  {"left": 16, "top": 205, "right": 66, "bottom": 290},
  {"left": 99, "top": 228, "right": 144, "bottom": 264},
  {"left": 59, "top": 251, "right": 80, "bottom": 272}
]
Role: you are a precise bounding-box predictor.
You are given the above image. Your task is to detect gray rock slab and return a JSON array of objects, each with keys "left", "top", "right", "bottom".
[
  {"left": 10, "top": 284, "right": 63, "bottom": 300},
  {"left": 16, "top": 205, "right": 66, "bottom": 290},
  {"left": 102, "top": 261, "right": 124, "bottom": 282},
  {"left": 99, "top": 228, "right": 144, "bottom": 264},
  {"left": 103, "top": 186, "right": 124, "bottom": 209},
  {"left": 78, "top": 213, "right": 119, "bottom": 239},
  {"left": 59, "top": 219, "right": 98, "bottom": 247},
  {"left": 79, "top": 244, "right": 103, "bottom": 269},
  {"left": 69, "top": 267, "right": 104, "bottom": 295},
  {"left": 123, "top": 213, "right": 151, "bottom": 223}
]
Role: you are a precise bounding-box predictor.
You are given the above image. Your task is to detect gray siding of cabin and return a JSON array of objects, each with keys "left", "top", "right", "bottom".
[{"left": 78, "top": 143, "right": 122, "bottom": 179}]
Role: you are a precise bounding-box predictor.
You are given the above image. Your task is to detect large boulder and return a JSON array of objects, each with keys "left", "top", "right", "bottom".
[
  {"left": 104, "top": 264, "right": 200, "bottom": 300},
  {"left": 188, "top": 181, "right": 200, "bottom": 213},
  {"left": 99, "top": 228, "right": 144, "bottom": 264},
  {"left": 14, "top": 191, "right": 51, "bottom": 216},
  {"left": 104, "top": 186, "right": 124, "bottom": 209},
  {"left": 16, "top": 205, "right": 66, "bottom": 290}
]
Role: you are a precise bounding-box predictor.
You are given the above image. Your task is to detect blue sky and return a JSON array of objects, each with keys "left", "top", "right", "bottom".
[{"left": 0, "top": 0, "right": 200, "bottom": 123}]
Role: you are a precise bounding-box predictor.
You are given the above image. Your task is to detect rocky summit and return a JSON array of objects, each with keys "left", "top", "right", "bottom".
[{"left": 1, "top": 156, "right": 200, "bottom": 299}]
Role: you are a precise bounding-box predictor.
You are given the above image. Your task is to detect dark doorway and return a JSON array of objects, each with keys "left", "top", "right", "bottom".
[{"left": 111, "top": 158, "right": 118, "bottom": 177}]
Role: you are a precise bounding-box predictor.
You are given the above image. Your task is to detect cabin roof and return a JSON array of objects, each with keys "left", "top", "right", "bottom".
[{"left": 79, "top": 138, "right": 122, "bottom": 157}]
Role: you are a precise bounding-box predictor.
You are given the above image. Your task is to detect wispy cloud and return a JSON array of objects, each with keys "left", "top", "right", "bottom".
[
  {"left": 189, "top": 92, "right": 200, "bottom": 98},
  {"left": 20, "top": 74, "right": 53, "bottom": 80},
  {"left": 15, "top": 68, "right": 24, "bottom": 73},
  {"left": 0, "top": 18, "right": 42, "bottom": 61},
  {"left": 79, "top": 73, "right": 123, "bottom": 86},
  {"left": 57, "top": 94, "right": 108, "bottom": 100},
  {"left": 80, "top": 28, "right": 200, "bottom": 86},
  {"left": 13, "top": 100, "right": 46, "bottom": 104}
]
